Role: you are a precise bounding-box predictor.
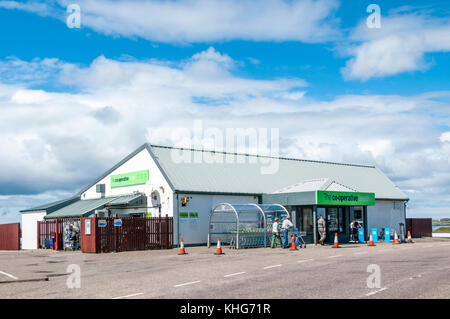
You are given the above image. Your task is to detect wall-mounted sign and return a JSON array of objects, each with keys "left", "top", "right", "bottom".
[
  {"left": 180, "top": 212, "right": 189, "bottom": 218},
  {"left": 110, "top": 169, "right": 149, "bottom": 188},
  {"left": 85, "top": 219, "right": 91, "bottom": 235},
  {"left": 98, "top": 220, "right": 107, "bottom": 228},
  {"left": 189, "top": 212, "right": 198, "bottom": 218},
  {"left": 146, "top": 212, "right": 152, "bottom": 217},
  {"left": 114, "top": 219, "right": 122, "bottom": 227},
  {"left": 316, "top": 191, "right": 375, "bottom": 206}
]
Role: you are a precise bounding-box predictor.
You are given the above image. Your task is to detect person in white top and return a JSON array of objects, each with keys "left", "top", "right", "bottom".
[
  {"left": 281, "top": 216, "right": 294, "bottom": 248},
  {"left": 271, "top": 218, "right": 282, "bottom": 248}
]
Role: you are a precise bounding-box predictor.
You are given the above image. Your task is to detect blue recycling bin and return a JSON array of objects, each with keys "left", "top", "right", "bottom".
[
  {"left": 358, "top": 227, "right": 365, "bottom": 243},
  {"left": 371, "top": 228, "right": 378, "bottom": 243},
  {"left": 384, "top": 228, "right": 390, "bottom": 242}
]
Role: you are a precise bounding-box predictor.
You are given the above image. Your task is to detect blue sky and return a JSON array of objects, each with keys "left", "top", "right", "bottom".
[{"left": 0, "top": 0, "right": 449, "bottom": 223}]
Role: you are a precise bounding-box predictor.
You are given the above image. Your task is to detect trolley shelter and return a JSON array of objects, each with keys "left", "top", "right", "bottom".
[{"left": 208, "top": 203, "right": 289, "bottom": 249}]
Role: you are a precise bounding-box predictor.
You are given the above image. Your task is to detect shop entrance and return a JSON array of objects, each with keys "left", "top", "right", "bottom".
[{"left": 317, "top": 206, "right": 348, "bottom": 243}]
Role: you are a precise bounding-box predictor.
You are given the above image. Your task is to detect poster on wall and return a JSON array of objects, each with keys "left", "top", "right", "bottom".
[
  {"left": 85, "top": 219, "right": 91, "bottom": 235},
  {"left": 180, "top": 212, "right": 188, "bottom": 223}
]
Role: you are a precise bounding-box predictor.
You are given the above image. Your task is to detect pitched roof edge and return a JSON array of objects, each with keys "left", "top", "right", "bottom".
[
  {"left": 20, "top": 196, "right": 79, "bottom": 213},
  {"left": 76, "top": 143, "right": 149, "bottom": 197},
  {"left": 148, "top": 144, "right": 376, "bottom": 169}
]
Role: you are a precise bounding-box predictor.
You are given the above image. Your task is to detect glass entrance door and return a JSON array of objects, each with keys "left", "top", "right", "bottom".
[{"left": 327, "top": 207, "right": 339, "bottom": 241}]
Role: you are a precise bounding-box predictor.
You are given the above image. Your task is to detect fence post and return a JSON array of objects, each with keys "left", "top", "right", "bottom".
[
  {"left": 37, "top": 221, "right": 40, "bottom": 249},
  {"left": 55, "top": 218, "right": 59, "bottom": 250}
]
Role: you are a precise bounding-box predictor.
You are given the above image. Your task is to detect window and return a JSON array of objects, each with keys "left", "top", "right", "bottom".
[
  {"left": 302, "top": 208, "right": 314, "bottom": 235},
  {"left": 327, "top": 207, "right": 339, "bottom": 232},
  {"left": 354, "top": 207, "right": 363, "bottom": 220},
  {"left": 294, "top": 207, "right": 314, "bottom": 235},
  {"left": 338, "top": 207, "right": 345, "bottom": 233}
]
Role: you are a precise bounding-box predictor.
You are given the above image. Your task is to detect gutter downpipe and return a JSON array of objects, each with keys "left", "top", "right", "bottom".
[
  {"left": 404, "top": 199, "right": 409, "bottom": 234},
  {"left": 176, "top": 193, "right": 180, "bottom": 248}
]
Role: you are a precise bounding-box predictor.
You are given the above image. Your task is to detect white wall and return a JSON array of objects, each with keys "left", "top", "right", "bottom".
[
  {"left": 174, "top": 193, "right": 258, "bottom": 245},
  {"left": 21, "top": 211, "right": 46, "bottom": 250},
  {"left": 367, "top": 200, "right": 406, "bottom": 234},
  {"left": 81, "top": 148, "right": 174, "bottom": 217}
]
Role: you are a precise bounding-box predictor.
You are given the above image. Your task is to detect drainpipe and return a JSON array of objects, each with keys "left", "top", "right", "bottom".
[
  {"left": 176, "top": 193, "right": 180, "bottom": 248},
  {"left": 313, "top": 205, "right": 317, "bottom": 245}
]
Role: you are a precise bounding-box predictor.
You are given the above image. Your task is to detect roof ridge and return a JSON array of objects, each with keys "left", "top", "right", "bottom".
[{"left": 147, "top": 143, "right": 375, "bottom": 168}]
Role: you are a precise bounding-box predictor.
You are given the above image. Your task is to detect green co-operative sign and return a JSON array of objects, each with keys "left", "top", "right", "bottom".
[
  {"left": 110, "top": 169, "right": 149, "bottom": 188},
  {"left": 316, "top": 190, "right": 375, "bottom": 206}
]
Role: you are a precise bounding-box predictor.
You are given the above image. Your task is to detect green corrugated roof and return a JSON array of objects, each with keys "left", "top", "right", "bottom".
[
  {"left": 149, "top": 145, "right": 408, "bottom": 200},
  {"left": 20, "top": 197, "right": 79, "bottom": 213},
  {"left": 45, "top": 194, "right": 143, "bottom": 218}
]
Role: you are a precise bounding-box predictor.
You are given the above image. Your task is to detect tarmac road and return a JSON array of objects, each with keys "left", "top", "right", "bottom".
[{"left": 0, "top": 239, "right": 449, "bottom": 299}]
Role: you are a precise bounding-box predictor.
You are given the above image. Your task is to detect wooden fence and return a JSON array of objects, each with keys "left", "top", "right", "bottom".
[
  {"left": 0, "top": 223, "right": 21, "bottom": 250},
  {"left": 93, "top": 217, "right": 173, "bottom": 253},
  {"left": 406, "top": 218, "right": 432, "bottom": 238},
  {"left": 37, "top": 218, "right": 80, "bottom": 250}
]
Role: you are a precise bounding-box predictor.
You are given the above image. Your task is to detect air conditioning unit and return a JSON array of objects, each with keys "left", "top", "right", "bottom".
[{"left": 96, "top": 184, "right": 106, "bottom": 198}]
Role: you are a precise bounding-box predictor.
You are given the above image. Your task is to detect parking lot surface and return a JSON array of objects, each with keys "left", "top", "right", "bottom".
[{"left": 0, "top": 238, "right": 449, "bottom": 299}]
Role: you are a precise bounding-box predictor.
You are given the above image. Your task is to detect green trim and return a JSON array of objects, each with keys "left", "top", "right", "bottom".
[{"left": 316, "top": 190, "right": 375, "bottom": 206}]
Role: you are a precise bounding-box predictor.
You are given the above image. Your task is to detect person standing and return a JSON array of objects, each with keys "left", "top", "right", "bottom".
[
  {"left": 271, "top": 218, "right": 282, "bottom": 248},
  {"left": 349, "top": 220, "right": 355, "bottom": 242},
  {"left": 317, "top": 215, "right": 326, "bottom": 245},
  {"left": 281, "top": 216, "right": 294, "bottom": 248}
]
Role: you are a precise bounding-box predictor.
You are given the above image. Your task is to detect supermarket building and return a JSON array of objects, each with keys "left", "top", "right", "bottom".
[{"left": 20, "top": 143, "right": 409, "bottom": 249}]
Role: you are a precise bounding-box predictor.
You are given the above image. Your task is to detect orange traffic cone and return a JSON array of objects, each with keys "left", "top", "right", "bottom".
[
  {"left": 178, "top": 237, "right": 187, "bottom": 255},
  {"left": 332, "top": 233, "right": 339, "bottom": 248},
  {"left": 393, "top": 231, "right": 400, "bottom": 244},
  {"left": 214, "top": 238, "right": 224, "bottom": 255},
  {"left": 407, "top": 231, "right": 413, "bottom": 243},
  {"left": 368, "top": 232, "right": 375, "bottom": 246},
  {"left": 290, "top": 234, "right": 297, "bottom": 251}
]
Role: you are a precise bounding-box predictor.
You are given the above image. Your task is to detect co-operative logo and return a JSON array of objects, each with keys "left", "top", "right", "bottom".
[{"left": 323, "top": 193, "right": 359, "bottom": 203}]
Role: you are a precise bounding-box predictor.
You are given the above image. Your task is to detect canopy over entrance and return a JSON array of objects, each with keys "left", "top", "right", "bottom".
[{"left": 262, "top": 179, "right": 375, "bottom": 206}]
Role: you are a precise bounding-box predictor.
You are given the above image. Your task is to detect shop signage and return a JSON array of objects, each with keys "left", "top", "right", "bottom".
[
  {"left": 180, "top": 212, "right": 189, "bottom": 218},
  {"left": 85, "top": 219, "right": 91, "bottom": 235},
  {"left": 110, "top": 169, "right": 149, "bottom": 188},
  {"left": 146, "top": 212, "right": 152, "bottom": 217},
  {"left": 114, "top": 219, "right": 122, "bottom": 227},
  {"left": 189, "top": 212, "right": 198, "bottom": 218},
  {"left": 316, "top": 191, "right": 375, "bottom": 206},
  {"left": 384, "top": 228, "right": 390, "bottom": 242},
  {"left": 98, "top": 220, "right": 107, "bottom": 228},
  {"left": 358, "top": 227, "right": 365, "bottom": 243}
]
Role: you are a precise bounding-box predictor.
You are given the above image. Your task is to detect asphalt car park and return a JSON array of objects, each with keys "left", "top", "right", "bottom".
[{"left": 0, "top": 238, "right": 449, "bottom": 299}]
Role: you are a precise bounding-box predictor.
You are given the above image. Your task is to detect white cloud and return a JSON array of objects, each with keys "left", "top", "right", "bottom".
[
  {"left": 440, "top": 131, "right": 450, "bottom": 143},
  {"left": 0, "top": 48, "right": 449, "bottom": 222},
  {"left": 342, "top": 11, "right": 450, "bottom": 80},
  {"left": 0, "top": 0, "right": 340, "bottom": 43},
  {"left": 358, "top": 140, "right": 394, "bottom": 158}
]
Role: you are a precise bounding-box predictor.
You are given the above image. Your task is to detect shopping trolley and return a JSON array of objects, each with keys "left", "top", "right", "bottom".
[{"left": 294, "top": 228, "right": 307, "bottom": 248}]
